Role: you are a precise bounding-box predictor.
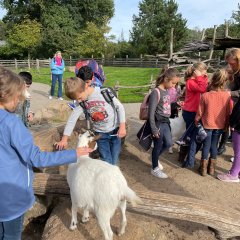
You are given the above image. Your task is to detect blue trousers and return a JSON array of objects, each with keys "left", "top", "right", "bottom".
[
  {"left": 50, "top": 74, "right": 63, "bottom": 97},
  {"left": 201, "top": 129, "right": 223, "bottom": 160},
  {"left": 96, "top": 128, "right": 122, "bottom": 165},
  {"left": 152, "top": 122, "right": 172, "bottom": 169},
  {"left": 0, "top": 214, "right": 24, "bottom": 240},
  {"left": 182, "top": 110, "right": 196, "bottom": 129}
]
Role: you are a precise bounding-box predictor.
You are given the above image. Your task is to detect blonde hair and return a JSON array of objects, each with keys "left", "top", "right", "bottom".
[
  {"left": 0, "top": 67, "right": 25, "bottom": 104},
  {"left": 184, "top": 62, "right": 207, "bottom": 81},
  {"left": 208, "top": 69, "right": 228, "bottom": 91},
  {"left": 225, "top": 48, "right": 240, "bottom": 73},
  {"left": 64, "top": 77, "right": 85, "bottom": 100},
  {"left": 155, "top": 67, "right": 180, "bottom": 87}
]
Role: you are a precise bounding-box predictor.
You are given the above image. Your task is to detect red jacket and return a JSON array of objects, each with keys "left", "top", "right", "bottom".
[{"left": 183, "top": 75, "right": 208, "bottom": 113}]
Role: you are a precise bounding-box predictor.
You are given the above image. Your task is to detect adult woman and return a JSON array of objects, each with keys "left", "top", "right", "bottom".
[
  {"left": 49, "top": 51, "right": 65, "bottom": 100},
  {"left": 217, "top": 48, "right": 240, "bottom": 155}
]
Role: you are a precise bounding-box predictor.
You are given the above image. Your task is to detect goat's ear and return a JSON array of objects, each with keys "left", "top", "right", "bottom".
[{"left": 93, "top": 134, "right": 101, "bottom": 141}]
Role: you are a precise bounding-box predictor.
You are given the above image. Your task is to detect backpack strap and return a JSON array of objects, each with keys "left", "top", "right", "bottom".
[
  {"left": 79, "top": 101, "right": 91, "bottom": 130},
  {"left": 155, "top": 88, "right": 161, "bottom": 103}
]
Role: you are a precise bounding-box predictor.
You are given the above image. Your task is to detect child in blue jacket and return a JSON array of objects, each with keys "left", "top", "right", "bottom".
[{"left": 0, "top": 67, "right": 92, "bottom": 240}]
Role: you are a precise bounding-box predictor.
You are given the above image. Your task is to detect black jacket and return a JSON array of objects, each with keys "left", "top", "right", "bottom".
[{"left": 229, "top": 97, "right": 240, "bottom": 132}]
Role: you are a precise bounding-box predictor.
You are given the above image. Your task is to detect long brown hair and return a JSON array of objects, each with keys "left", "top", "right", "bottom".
[
  {"left": 184, "top": 62, "right": 207, "bottom": 81},
  {"left": 155, "top": 68, "right": 180, "bottom": 87},
  {"left": 225, "top": 48, "right": 240, "bottom": 73},
  {"left": 0, "top": 67, "right": 25, "bottom": 104}
]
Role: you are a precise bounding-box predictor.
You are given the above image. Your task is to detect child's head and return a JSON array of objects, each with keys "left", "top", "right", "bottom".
[
  {"left": 65, "top": 77, "right": 87, "bottom": 102},
  {"left": 0, "top": 67, "right": 25, "bottom": 112},
  {"left": 184, "top": 62, "right": 207, "bottom": 81},
  {"left": 208, "top": 69, "right": 228, "bottom": 91},
  {"left": 55, "top": 51, "right": 62, "bottom": 58},
  {"left": 155, "top": 68, "right": 180, "bottom": 90},
  {"left": 225, "top": 48, "right": 240, "bottom": 73},
  {"left": 19, "top": 72, "right": 32, "bottom": 88},
  {"left": 76, "top": 66, "right": 93, "bottom": 86}
]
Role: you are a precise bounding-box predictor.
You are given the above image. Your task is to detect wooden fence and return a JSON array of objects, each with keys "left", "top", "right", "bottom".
[{"left": 0, "top": 57, "right": 226, "bottom": 70}]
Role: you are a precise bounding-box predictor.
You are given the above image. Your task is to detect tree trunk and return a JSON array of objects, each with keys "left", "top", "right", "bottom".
[{"left": 33, "top": 173, "right": 240, "bottom": 239}]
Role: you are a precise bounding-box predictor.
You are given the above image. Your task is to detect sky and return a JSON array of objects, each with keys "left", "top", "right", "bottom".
[
  {"left": 0, "top": 0, "right": 239, "bottom": 41},
  {"left": 109, "top": 0, "right": 240, "bottom": 40}
]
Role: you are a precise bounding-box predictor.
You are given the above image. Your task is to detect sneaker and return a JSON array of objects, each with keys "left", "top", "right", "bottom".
[
  {"left": 158, "top": 161, "right": 163, "bottom": 170},
  {"left": 151, "top": 167, "right": 168, "bottom": 179},
  {"left": 217, "top": 146, "right": 226, "bottom": 155},
  {"left": 168, "top": 147, "right": 173, "bottom": 154},
  {"left": 230, "top": 157, "right": 234, "bottom": 162},
  {"left": 67, "top": 102, "right": 76, "bottom": 110},
  {"left": 58, "top": 97, "right": 64, "bottom": 101},
  {"left": 48, "top": 96, "right": 53, "bottom": 100},
  {"left": 217, "top": 173, "right": 239, "bottom": 183}
]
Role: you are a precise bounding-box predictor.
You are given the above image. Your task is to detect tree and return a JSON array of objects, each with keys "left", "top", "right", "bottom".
[
  {"left": 7, "top": 19, "right": 41, "bottom": 58},
  {"left": 73, "top": 22, "right": 109, "bottom": 57},
  {"left": 40, "top": 4, "right": 77, "bottom": 56},
  {"left": 130, "top": 0, "right": 187, "bottom": 55}
]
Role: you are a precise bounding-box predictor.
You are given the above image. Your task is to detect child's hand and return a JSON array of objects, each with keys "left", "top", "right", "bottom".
[
  {"left": 54, "top": 138, "right": 68, "bottom": 150},
  {"left": 28, "top": 112, "right": 34, "bottom": 122},
  {"left": 118, "top": 123, "right": 126, "bottom": 138},
  {"left": 76, "top": 147, "right": 93, "bottom": 157}
]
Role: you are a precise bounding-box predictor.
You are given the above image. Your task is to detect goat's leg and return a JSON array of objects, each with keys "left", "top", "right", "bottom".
[
  {"left": 96, "top": 210, "right": 113, "bottom": 240},
  {"left": 69, "top": 202, "right": 78, "bottom": 230},
  {"left": 82, "top": 207, "right": 90, "bottom": 223},
  {"left": 118, "top": 200, "right": 127, "bottom": 236}
]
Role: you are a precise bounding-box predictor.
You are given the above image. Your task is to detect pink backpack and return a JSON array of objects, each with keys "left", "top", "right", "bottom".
[{"left": 139, "top": 88, "right": 160, "bottom": 120}]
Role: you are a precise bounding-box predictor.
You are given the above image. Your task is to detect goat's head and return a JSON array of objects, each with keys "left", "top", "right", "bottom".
[{"left": 77, "top": 130, "right": 101, "bottom": 151}]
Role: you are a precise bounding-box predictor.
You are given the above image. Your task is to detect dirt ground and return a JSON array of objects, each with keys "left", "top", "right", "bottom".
[{"left": 22, "top": 84, "right": 240, "bottom": 239}]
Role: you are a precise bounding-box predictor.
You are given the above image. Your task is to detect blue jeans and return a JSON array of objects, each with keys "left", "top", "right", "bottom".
[
  {"left": 182, "top": 110, "right": 196, "bottom": 129},
  {"left": 201, "top": 129, "right": 223, "bottom": 160},
  {"left": 51, "top": 74, "right": 63, "bottom": 97},
  {"left": 0, "top": 214, "right": 24, "bottom": 240},
  {"left": 96, "top": 128, "right": 122, "bottom": 165},
  {"left": 152, "top": 122, "right": 172, "bottom": 169}
]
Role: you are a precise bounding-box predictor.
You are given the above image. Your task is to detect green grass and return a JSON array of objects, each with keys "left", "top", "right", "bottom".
[{"left": 17, "top": 66, "right": 161, "bottom": 103}]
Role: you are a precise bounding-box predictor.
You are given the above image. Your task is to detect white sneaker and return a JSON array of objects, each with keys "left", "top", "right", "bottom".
[
  {"left": 151, "top": 167, "right": 168, "bottom": 179},
  {"left": 58, "top": 97, "right": 63, "bottom": 100},
  {"left": 168, "top": 147, "right": 173, "bottom": 154},
  {"left": 230, "top": 157, "right": 234, "bottom": 162},
  {"left": 158, "top": 161, "right": 163, "bottom": 170},
  {"left": 49, "top": 96, "right": 53, "bottom": 100}
]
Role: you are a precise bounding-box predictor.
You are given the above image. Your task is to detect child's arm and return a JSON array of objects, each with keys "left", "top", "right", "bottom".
[
  {"left": 188, "top": 75, "right": 208, "bottom": 93},
  {"left": 195, "top": 95, "right": 205, "bottom": 125},
  {"left": 112, "top": 97, "right": 126, "bottom": 138},
  {"left": 56, "top": 59, "right": 65, "bottom": 70},
  {"left": 55, "top": 106, "right": 83, "bottom": 150},
  {"left": 50, "top": 59, "right": 58, "bottom": 70}
]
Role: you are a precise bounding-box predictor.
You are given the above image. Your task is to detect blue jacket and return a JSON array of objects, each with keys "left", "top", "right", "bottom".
[
  {"left": 0, "top": 109, "right": 77, "bottom": 221},
  {"left": 51, "top": 58, "right": 65, "bottom": 75}
]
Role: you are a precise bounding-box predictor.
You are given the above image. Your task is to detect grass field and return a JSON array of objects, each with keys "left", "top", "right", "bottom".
[{"left": 19, "top": 66, "right": 161, "bottom": 103}]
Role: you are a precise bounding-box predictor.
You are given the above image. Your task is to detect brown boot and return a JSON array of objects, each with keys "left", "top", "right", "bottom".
[
  {"left": 207, "top": 158, "right": 216, "bottom": 176},
  {"left": 178, "top": 145, "right": 189, "bottom": 163},
  {"left": 199, "top": 159, "right": 209, "bottom": 176}
]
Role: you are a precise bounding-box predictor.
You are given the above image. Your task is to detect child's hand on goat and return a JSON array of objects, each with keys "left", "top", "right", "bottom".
[
  {"left": 118, "top": 123, "right": 126, "bottom": 138},
  {"left": 76, "top": 147, "right": 93, "bottom": 157}
]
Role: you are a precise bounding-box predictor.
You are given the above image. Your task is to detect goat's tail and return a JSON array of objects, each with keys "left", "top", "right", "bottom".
[{"left": 125, "top": 187, "right": 142, "bottom": 207}]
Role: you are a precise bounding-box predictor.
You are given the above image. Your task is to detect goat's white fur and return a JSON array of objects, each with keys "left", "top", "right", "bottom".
[
  {"left": 169, "top": 115, "right": 185, "bottom": 153},
  {"left": 67, "top": 131, "right": 141, "bottom": 240}
]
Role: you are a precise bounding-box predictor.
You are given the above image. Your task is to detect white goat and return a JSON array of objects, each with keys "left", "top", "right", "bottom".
[
  {"left": 169, "top": 115, "right": 185, "bottom": 153},
  {"left": 67, "top": 131, "right": 141, "bottom": 240}
]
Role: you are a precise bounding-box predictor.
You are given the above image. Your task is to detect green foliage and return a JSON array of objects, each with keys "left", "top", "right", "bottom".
[
  {"left": 131, "top": 0, "right": 187, "bottom": 55},
  {"left": 73, "top": 22, "right": 109, "bottom": 57},
  {"left": 7, "top": 19, "right": 42, "bottom": 58},
  {"left": 40, "top": 4, "right": 77, "bottom": 56}
]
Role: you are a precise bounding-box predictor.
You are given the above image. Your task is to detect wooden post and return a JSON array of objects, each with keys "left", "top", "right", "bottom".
[
  {"left": 225, "top": 20, "right": 229, "bottom": 38},
  {"left": 49, "top": 58, "right": 51, "bottom": 66},
  {"left": 140, "top": 54, "right": 143, "bottom": 67},
  {"left": 169, "top": 28, "right": 174, "bottom": 61},
  {"left": 14, "top": 58, "right": 18, "bottom": 70},
  {"left": 113, "top": 55, "right": 115, "bottom": 66},
  {"left": 28, "top": 58, "right": 31, "bottom": 69},
  {"left": 209, "top": 25, "right": 217, "bottom": 61},
  {"left": 101, "top": 54, "right": 104, "bottom": 65},
  {"left": 70, "top": 56, "right": 72, "bottom": 66},
  {"left": 126, "top": 55, "right": 128, "bottom": 65},
  {"left": 198, "top": 29, "right": 206, "bottom": 61},
  {"left": 114, "top": 81, "right": 120, "bottom": 98},
  {"left": 149, "top": 74, "right": 154, "bottom": 93},
  {"left": 91, "top": 54, "right": 94, "bottom": 59},
  {"left": 36, "top": 59, "right": 39, "bottom": 71}
]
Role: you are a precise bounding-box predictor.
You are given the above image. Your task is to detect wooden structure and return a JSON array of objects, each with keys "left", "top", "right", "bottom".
[{"left": 33, "top": 173, "right": 240, "bottom": 239}]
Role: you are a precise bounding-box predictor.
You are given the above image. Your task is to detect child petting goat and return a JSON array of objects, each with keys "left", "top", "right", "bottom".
[{"left": 67, "top": 131, "right": 141, "bottom": 240}]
